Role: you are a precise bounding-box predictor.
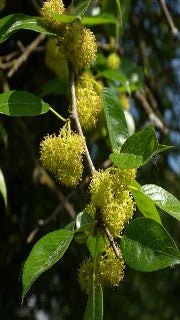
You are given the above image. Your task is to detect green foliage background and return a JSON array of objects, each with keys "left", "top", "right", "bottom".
[{"left": 0, "top": 0, "right": 179, "bottom": 319}]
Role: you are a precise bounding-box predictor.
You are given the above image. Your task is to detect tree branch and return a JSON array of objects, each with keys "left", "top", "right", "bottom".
[
  {"left": 134, "top": 91, "right": 168, "bottom": 135},
  {"left": 158, "top": 0, "right": 178, "bottom": 38},
  {"left": 7, "top": 33, "right": 45, "bottom": 78},
  {"left": 69, "top": 65, "right": 96, "bottom": 175},
  {"left": 103, "top": 224, "right": 120, "bottom": 258}
]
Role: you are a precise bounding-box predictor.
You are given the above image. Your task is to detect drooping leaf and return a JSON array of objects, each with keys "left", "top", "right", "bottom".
[
  {"left": 0, "top": 91, "right": 50, "bottom": 116},
  {"left": 0, "top": 168, "right": 7, "bottom": 207},
  {"left": 22, "top": 229, "right": 73, "bottom": 300},
  {"left": 121, "top": 218, "right": 180, "bottom": 272},
  {"left": 72, "top": 0, "right": 92, "bottom": 17},
  {"left": 102, "top": 87, "right": 128, "bottom": 149},
  {"left": 130, "top": 180, "right": 161, "bottom": 223},
  {"left": 83, "top": 284, "right": 103, "bottom": 320},
  {"left": 141, "top": 184, "right": 180, "bottom": 221},
  {"left": 76, "top": 211, "right": 97, "bottom": 233},
  {"left": 110, "top": 126, "right": 172, "bottom": 169},
  {"left": 0, "top": 14, "right": 56, "bottom": 44}
]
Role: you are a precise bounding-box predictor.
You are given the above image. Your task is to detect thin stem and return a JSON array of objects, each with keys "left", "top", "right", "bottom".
[
  {"left": 69, "top": 65, "right": 96, "bottom": 175},
  {"left": 49, "top": 107, "right": 67, "bottom": 122},
  {"left": 103, "top": 223, "right": 120, "bottom": 258}
]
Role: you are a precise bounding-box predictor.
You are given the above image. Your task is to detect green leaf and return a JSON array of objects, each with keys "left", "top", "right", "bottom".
[
  {"left": 39, "top": 78, "right": 68, "bottom": 98},
  {"left": 102, "top": 87, "right": 128, "bottom": 149},
  {"left": 115, "top": 0, "right": 122, "bottom": 26},
  {"left": 83, "top": 13, "right": 117, "bottom": 25},
  {"left": 130, "top": 180, "right": 161, "bottom": 224},
  {"left": 22, "top": 229, "right": 73, "bottom": 300},
  {"left": 86, "top": 235, "right": 105, "bottom": 260},
  {"left": 49, "top": 12, "right": 76, "bottom": 23},
  {"left": 0, "top": 91, "right": 50, "bottom": 116},
  {"left": 49, "top": 12, "right": 117, "bottom": 26},
  {"left": 100, "top": 69, "right": 128, "bottom": 83},
  {"left": 76, "top": 211, "right": 97, "bottom": 233},
  {"left": 141, "top": 184, "right": 180, "bottom": 221},
  {"left": 0, "top": 168, "right": 7, "bottom": 207},
  {"left": 120, "top": 0, "right": 131, "bottom": 35},
  {"left": 121, "top": 218, "right": 180, "bottom": 272},
  {"left": 83, "top": 284, "right": 103, "bottom": 320},
  {"left": 110, "top": 126, "right": 171, "bottom": 169},
  {"left": 72, "top": 0, "right": 92, "bottom": 17},
  {"left": 0, "top": 14, "right": 56, "bottom": 44}
]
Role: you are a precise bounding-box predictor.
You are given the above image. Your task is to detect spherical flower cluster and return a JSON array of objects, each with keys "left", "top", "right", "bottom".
[
  {"left": 41, "top": 0, "right": 65, "bottom": 31},
  {"left": 106, "top": 53, "right": 121, "bottom": 70},
  {"left": 45, "top": 37, "right": 68, "bottom": 80},
  {"left": 60, "top": 21, "right": 97, "bottom": 70},
  {"left": 76, "top": 77, "right": 103, "bottom": 130},
  {"left": 118, "top": 93, "right": 130, "bottom": 110},
  {"left": 40, "top": 126, "right": 85, "bottom": 187},
  {"left": 86, "top": 167, "right": 136, "bottom": 236},
  {"left": 78, "top": 246, "right": 125, "bottom": 293}
]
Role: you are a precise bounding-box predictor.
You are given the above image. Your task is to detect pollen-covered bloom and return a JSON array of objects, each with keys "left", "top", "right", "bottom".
[
  {"left": 98, "top": 247, "right": 125, "bottom": 288},
  {"left": 41, "top": 0, "right": 65, "bottom": 31},
  {"left": 86, "top": 167, "right": 136, "bottom": 236},
  {"left": 78, "top": 246, "right": 125, "bottom": 293},
  {"left": 45, "top": 37, "right": 68, "bottom": 80},
  {"left": 76, "top": 77, "right": 103, "bottom": 130},
  {"left": 40, "top": 126, "right": 85, "bottom": 187},
  {"left": 60, "top": 21, "right": 97, "bottom": 70}
]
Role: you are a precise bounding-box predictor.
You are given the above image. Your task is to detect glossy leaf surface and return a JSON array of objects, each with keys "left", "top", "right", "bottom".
[
  {"left": 22, "top": 229, "right": 73, "bottom": 300},
  {"left": 103, "top": 87, "right": 128, "bottom": 149},
  {"left": 121, "top": 218, "right": 180, "bottom": 271},
  {"left": 110, "top": 127, "right": 171, "bottom": 168},
  {"left": 130, "top": 180, "right": 161, "bottom": 224},
  {"left": 141, "top": 184, "right": 180, "bottom": 221},
  {"left": 0, "top": 14, "right": 56, "bottom": 44},
  {"left": 0, "top": 91, "right": 49, "bottom": 116},
  {"left": 83, "top": 284, "right": 103, "bottom": 320}
]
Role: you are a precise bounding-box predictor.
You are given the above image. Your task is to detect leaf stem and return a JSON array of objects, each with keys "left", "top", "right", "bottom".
[{"left": 49, "top": 107, "right": 67, "bottom": 122}]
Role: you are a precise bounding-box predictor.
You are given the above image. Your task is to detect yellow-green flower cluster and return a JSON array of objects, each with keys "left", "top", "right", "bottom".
[
  {"left": 107, "top": 53, "right": 121, "bottom": 70},
  {"left": 76, "top": 77, "right": 103, "bottom": 130},
  {"left": 78, "top": 246, "right": 125, "bottom": 293},
  {"left": 40, "top": 126, "right": 85, "bottom": 187},
  {"left": 86, "top": 167, "right": 136, "bottom": 236},
  {"left": 60, "top": 21, "right": 97, "bottom": 70},
  {"left": 45, "top": 37, "right": 68, "bottom": 80},
  {"left": 41, "top": 0, "right": 65, "bottom": 31}
]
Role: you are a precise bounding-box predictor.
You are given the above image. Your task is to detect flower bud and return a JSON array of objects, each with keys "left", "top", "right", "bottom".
[{"left": 107, "top": 53, "right": 121, "bottom": 70}]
